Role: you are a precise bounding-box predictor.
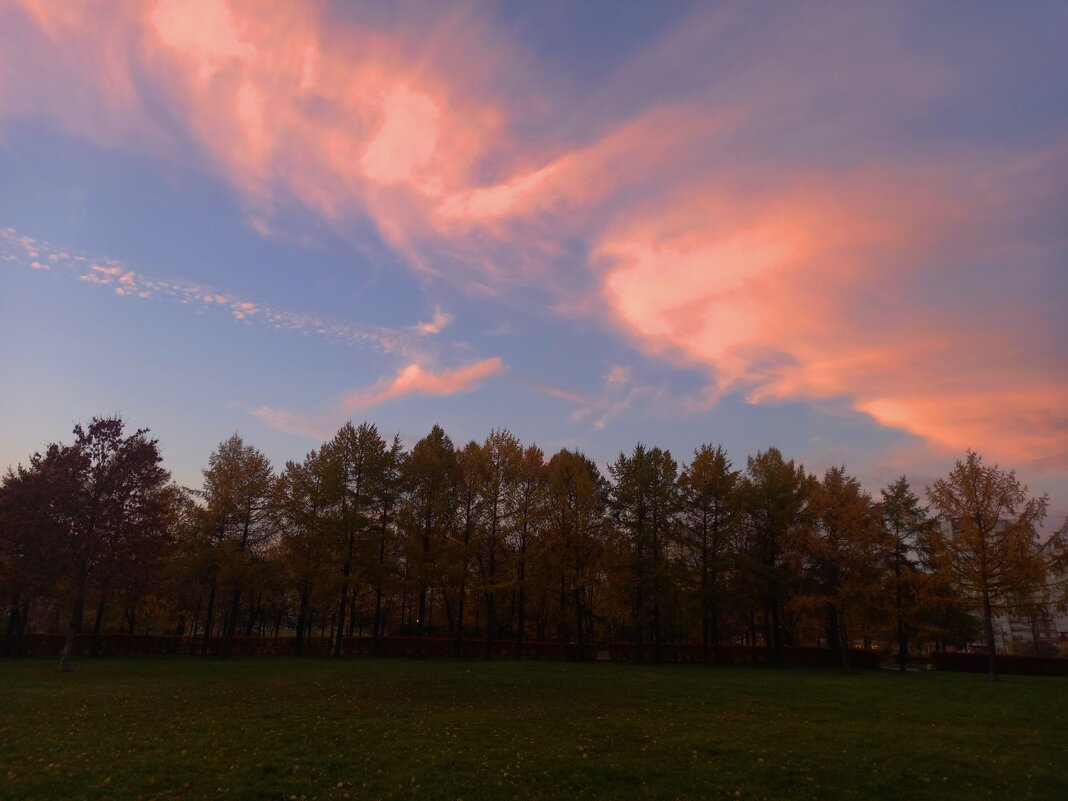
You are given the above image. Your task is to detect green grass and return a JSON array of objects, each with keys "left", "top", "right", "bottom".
[{"left": 1, "top": 658, "right": 1065, "bottom": 801}]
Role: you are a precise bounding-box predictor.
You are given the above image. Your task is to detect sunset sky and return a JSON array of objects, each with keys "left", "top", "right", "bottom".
[{"left": 2, "top": 1, "right": 1066, "bottom": 523}]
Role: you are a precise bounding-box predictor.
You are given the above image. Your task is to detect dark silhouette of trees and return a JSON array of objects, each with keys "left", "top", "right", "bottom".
[
  {"left": 1, "top": 459, "right": 67, "bottom": 656},
  {"left": 5, "top": 416, "right": 1066, "bottom": 671},
  {"left": 0, "top": 417, "right": 172, "bottom": 670}
]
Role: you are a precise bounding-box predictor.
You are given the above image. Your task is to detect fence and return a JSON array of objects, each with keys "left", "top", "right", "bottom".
[{"left": 3, "top": 632, "right": 880, "bottom": 667}]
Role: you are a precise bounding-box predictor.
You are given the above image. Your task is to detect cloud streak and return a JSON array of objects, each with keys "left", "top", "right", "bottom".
[{"left": 1, "top": 227, "right": 429, "bottom": 357}]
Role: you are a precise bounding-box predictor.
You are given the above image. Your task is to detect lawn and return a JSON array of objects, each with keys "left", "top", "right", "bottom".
[{"left": 1, "top": 657, "right": 1064, "bottom": 801}]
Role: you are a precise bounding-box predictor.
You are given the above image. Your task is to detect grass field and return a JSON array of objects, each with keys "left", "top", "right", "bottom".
[{"left": 1, "top": 658, "right": 1065, "bottom": 801}]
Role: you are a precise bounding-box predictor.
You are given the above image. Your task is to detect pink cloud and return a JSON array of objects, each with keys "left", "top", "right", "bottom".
[
  {"left": 248, "top": 406, "right": 332, "bottom": 441},
  {"left": 415, "top": 308, "right": 451, "bottom": 335},
  {"left": 1, "top": 0, "right": 509, "bottom": 253},
  {"left": 342, "top": 358, "right": 504, "bottom": 413},
  {"left": 594, "top": 156, "right": 1068, "bottom": 466},
  {"left": 250, "top": 357, "right": 506, "bottom": 438}
]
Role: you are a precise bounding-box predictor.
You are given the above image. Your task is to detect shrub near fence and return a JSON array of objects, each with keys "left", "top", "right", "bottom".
[{"left": 931, "top": 651, "right": 1068, "bottom": 677}]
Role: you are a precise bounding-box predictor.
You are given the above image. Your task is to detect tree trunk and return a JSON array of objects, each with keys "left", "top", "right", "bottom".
[
  {"left": 60, "top": 568, "right": 88, "bottom": 672},
  {"left": 574, "top": 587, "right": 585, "bottom": 661},
  {"left": 201, "top": 577, "right": 217, "bottom": 656},
  {"left": 558, "top": 572, "right": 567, "bottom": 660},
  {"left": 372, "top": 580, "right": 383, "bottom": 656},
  {"left": 484, "top": 542, "right": 496, "bottom": 660},
  {"left": 454, "top": 577, "right": 467, "bottom": 657},
  {"left": 652, "top": 600, "right": 662, "bottom": 664},
  {"left": 335, "top": 536, "right": 353, "bottom": 658},
  {"left": 295, "top": 581, "right": 311, "bottom": 656},
  {"left": 895, "top": 555, "right": 908, "bottom": 671},
  {"left": 191, "top": 595, "right": 202, "bottom": 639},
  {"left": 90, "top": 590, "right": 107, "bottom": 657},
  {"left": 982, "top": 590, "right": 998, "bottom": 682},
  {"left": 515, "top": 542, "right": 526, "bottom": 659},
  {"left": 244, "top": 592, "right": 258, "bottom": 637},
  {"left": 837, "top": 606, "right": 852, "bottom": 672},
  {"left": 4, "top": 593, "right": 22, "bottom": 658},
  {"left": 222, "top": 583, "right": 242, "bottom": 658}
]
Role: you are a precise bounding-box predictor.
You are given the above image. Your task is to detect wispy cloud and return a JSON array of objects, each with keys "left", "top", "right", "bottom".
[
  {"left": 533, "top": 365, "right": 674, "bottom": 431},
  {"left": 415, "top": 308, "right": 452, "bottom": 335},
  {"left": 1, "top": 227, "right": 430, "bottom": 357}
]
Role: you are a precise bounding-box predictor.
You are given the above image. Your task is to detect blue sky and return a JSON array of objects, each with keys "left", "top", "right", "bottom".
[{"left": 1, "top": 1, "right": 1066, "bottom": 526}]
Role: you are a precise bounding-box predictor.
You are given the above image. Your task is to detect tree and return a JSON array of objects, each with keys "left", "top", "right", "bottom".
[
  {"left": 511, "top": 444, "right": 548, "bottom": 657},
  {"left": 201, "top": 434, "right": 274, "bottom": 658},
  {"left": 736, "top": 448, "right": 810, "bottom": 661},
  {"left": 451, "top": 441, "right": 486, "bottom": 654},
  {"left": 0, "top": 460, "right": 67, "bottom": 657},
  {"left": 274, "top": 448, "right": 340, "bottom": 655},
  {"left": 402, "top": 425, "right": 457, "bottom": 653},
  {"left": 20, "top": 417, "right": 173, "bottom": 671},
  {"left": 369, "top": 435, "right": 404, "bottom": 653},
  {"left": 678, "top": 444, "right": 737, "bottom": 661},
  {"left": 476, "top": 429, "right": 522, "bottom": 657},
  {"left": 609, "top": 444, "right": 679, "bottom": 662},
  {"left": 805, "top": 467, "right": 886, "bottom": 670},
  {"left": 927, "top": 451, "right": 1048, "bottom": 681},
  {"left": 546, "top": 450, "right": 604, "bottom": 659},
  {"left": 332, "top": 422, "right": 386, "bottom": 657},
  {"left": 879, "top": 477, "right": 928, "bottom": 670}
]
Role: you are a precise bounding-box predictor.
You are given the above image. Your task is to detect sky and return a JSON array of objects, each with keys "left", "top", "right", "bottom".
[{"left": 1, "top": 0, "right": 1067, "bottom": 527}]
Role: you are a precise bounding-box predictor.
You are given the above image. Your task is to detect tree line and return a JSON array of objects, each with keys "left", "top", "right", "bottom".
[{"left": 2, "top": 416, "right": 1065, "bottom": 679}]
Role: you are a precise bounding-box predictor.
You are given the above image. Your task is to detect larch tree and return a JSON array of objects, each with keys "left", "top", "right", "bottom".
[
  {"left": 736, "top": 448, "right": 810, "bottom": 661},
  {"left": 511, "top": 444, "right": 548, "bottom": 657},
  {"left": 201, "top": 434, "right": 274, "bottom": 658},
  {"left": 332, "top": 422, "right": 386, "bottom": 657},
  {"left": 274, "top": 447, "right": 341, "bottom": 655},
  {"left": 879, "top": 476, "right": 928, "bottom": 670},
  {"left": 451, "top": 440, "right": 487, "bottom": 654},
  {"left": 402, "top": 425, "right": 457, "bottom": 652},
  {"left": 678, "top": 444, "right": 737, "bottom": 661},
  {"left": 546, "top": 449, "right": 604, "bottom": 659},
  {"left": 476, "top": 429, "right": 522, "bottom": 657},
  {"left": 806, "top": 467, "right": 886, "bottom": 670},
  {"left": 926, "top": 451, "right": 1048, "bottom": 681},
  {"left": 609, "top": 444, "right": 679, "bottom": 662},
  {"left": 369, "top": 435, "right": 404, "bottom": 653}
]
